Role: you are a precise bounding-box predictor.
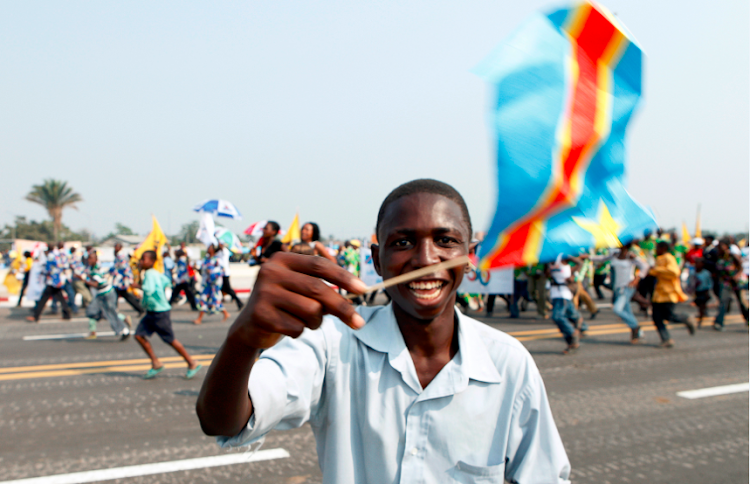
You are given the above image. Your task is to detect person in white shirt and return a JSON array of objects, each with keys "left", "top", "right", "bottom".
[
  {"left": 196, "top": 179, "right": 571, "bottom": 484},
  {"left": 218, "top": 245, "right": 243, "bottom": 311},
  {"left": 548, "top": 255, "right": 584, "bottom": 354},
  {"left": 587, "top": 242, "right": 650, "bottom": 343}
]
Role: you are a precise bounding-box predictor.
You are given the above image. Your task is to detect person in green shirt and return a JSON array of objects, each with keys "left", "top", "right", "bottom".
[
  {"left": 672, "top": 243, "right": 688, "bottom": 268},
  {"left": 592, "top": 248, "right": 611, "bottom": 300},
  {"left": 527, "top": 263, "right": 548, "bottom": 318},
  {"left": 133, "top": 251, "right": 202, "bottom": 380}
]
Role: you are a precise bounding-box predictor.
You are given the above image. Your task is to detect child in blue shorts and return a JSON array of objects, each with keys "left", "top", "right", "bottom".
[{"left": 133, "top": 250, "right": 202, "bottom": 380}]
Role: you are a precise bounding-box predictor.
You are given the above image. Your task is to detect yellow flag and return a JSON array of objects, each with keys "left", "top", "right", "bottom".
[
  {"left": 281, "top": 213, "right": 300, "bottom": 244},
  {"left": 681, "top": 221, "right": 691, "bottom": 245},
  {"left": 695, "top": 205, "right": 701, "bottom": 238},
  {"left": 133, "top": 215, "right": 168, "bottom": 273},
  {"left": 3, "top": 272, "right": 21, "bottom": 295}
]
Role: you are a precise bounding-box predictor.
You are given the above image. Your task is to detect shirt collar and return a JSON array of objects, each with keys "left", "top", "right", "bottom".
[{"left": 352, "top": 303, "right": 502, "bottom": 397}]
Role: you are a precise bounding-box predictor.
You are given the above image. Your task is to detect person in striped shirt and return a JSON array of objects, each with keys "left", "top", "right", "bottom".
[{"left": 83, "top": 251, "right": 132, "bottom": 340}]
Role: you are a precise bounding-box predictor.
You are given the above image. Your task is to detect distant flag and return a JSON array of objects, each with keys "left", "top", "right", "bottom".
[
  {"left": 681, "top": 222, "right": 691, "bottom": 246},
  {"left": 695, "top": 204, "right": 702, "bottom": 238},
  {"left": 214, "top": 227, "right": 244, "bottom": 253},
  {"left": 3, "top": 252, "right": 22, "bottom": 295},
  {"left": 476, "top": 1, "right": 657, "bottom": 270},
  {"left": 244, "top": 220, "right": 268, "bottom": 237},
  {"left": 281, "top": 213, "right": 301, "bottom": 244},
  {"left": 196, "top": 212, "right": 218, "bottom": 248},
  {"left": 133, "top": 215, "right": 168, "bottom": 273}
]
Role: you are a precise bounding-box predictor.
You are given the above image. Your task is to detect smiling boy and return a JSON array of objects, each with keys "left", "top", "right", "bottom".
[{"left": 197, "top": 179, "right": 570, "bottom": 483}]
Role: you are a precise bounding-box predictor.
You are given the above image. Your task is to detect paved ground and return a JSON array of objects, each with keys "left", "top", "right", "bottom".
[{"left": 0, "top": 295, "right": 747, "bottom": 483}]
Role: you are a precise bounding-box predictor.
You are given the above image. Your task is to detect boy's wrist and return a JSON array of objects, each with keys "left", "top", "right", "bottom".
[{"left": 224, "top": 332, "right": 263, "bottom": 362}]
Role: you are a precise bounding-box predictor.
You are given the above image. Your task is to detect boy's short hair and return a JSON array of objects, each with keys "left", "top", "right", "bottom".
[
  {"left": 656, "top": 241, "right": 671, "bottom": 251},
  {"left": 376, "top": 179, "right": 472, "bottom": 238},
  {"left": 142, "top": 250, "right": 157, "bottom": 262}
]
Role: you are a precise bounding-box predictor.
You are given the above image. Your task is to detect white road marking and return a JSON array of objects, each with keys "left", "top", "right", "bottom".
[
  {"left": 38, "top": 318, "right": 89, "bottom": 324},
  {"left": 676, "top": 382, "right": 749, "bottom": 399},
  {"left": 23, "top": 332, "right": 116, "bottom": 341},
  {"left": 0, "top": 448, "right": 290, "bottom": 484}
]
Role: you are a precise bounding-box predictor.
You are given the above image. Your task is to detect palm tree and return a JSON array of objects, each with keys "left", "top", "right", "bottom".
[{"left": 25, "top": 179, "right": 83, "bottom": 243}]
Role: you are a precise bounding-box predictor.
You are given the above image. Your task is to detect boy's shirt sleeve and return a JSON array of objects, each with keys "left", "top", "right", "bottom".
[{"left": 217, "top": 321, "right": 329, "bottom": 448}]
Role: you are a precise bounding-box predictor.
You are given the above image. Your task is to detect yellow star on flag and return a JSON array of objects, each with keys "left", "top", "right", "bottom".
[{"left": 572, "top": 200, "right": 622, "bottom": 249}]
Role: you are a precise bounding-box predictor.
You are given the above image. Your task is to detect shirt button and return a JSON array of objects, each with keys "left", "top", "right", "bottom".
[{"left": 410, "top": 448, "right": 418, "bottom": 456}]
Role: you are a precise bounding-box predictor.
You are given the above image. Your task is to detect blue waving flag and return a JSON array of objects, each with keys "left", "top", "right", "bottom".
[{"left": 475, "top": 1, "right": 657, "bottom": 270}]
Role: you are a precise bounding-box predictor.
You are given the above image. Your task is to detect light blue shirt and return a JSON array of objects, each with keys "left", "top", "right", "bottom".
[
  {"left": 141, "top": 268, "right": 171, "bottom": 313},
  {"left": 219, "top": 304, "right": 570, "bottom": 484}
]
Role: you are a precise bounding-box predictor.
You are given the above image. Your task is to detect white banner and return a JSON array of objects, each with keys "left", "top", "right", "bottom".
[
  {"left": 358, "top": 247, "right": 383, "bottom": 287},
  {"left": 458, "top": 267, "right": 514, "bottom": 295},
  {"left": 26, "top": 252, "right": 47, "bottom": 302}
]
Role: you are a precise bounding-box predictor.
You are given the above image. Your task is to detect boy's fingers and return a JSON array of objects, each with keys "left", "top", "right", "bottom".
[
  {"left": 279, "top": 275, "right": 365, "bottom": 329},
  {"left": 275, "top": 292, "right": 325, "bottom": 330},
  {"left": 273, "top": 253, "right": 368, "bottom": 295},
  {"left": 260, "top": 308, "right": 307, "bottom": 339}
]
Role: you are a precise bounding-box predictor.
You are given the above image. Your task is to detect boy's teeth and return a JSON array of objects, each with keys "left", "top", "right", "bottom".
[
  {"left": 408, "top": 281, "right": 444, "bottom": 290},
  {"left": 406, "top": 281, "right": 445, "bottom": 299}
]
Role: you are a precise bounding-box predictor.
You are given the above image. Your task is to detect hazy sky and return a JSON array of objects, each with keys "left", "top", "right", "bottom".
[{"left": 1, "top": 1, "right": 747, "bottom": 240}]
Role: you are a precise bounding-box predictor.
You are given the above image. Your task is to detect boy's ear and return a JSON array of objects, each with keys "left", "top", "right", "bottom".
[{"left": 371, "top": 244, "right": 382, "bottom": 276}]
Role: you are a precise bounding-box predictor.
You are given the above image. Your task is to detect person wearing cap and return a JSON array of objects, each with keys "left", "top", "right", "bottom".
[
  {"left": 685, "top": 238, "right": 704, "bottom": 266},
  {"left": 713, "top": 238, "right": 749, "bottom": 330},
  {"left": 342, "top": 240, "right": 362, "bottom": 305}
]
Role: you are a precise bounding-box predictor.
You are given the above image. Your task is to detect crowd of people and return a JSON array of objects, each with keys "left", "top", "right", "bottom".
[
  {"left": 0, "top": 180, "right": 747, "bottom": 482},
  {"left": 3, "top": 222, "right": 748, "bottom": 362},
  {"left": 4, "top": 239, "right": 252, "bottom": 379},
  {"left": 466, "top": 231, "right": 749, "bottom": 354}
]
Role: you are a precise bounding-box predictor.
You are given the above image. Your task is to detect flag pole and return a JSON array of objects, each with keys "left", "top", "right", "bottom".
[{"left": 695, "top": 204, "right": 702, "bottom": 238}]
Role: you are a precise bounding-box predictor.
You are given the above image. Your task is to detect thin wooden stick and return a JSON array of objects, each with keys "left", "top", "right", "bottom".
[{"left": 348, "top": 255, "right": 471, "bottom": 298}]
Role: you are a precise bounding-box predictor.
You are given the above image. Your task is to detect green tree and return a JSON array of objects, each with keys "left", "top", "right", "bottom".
[
  {"left": 25, "top": 179, "right": 83, "bottom": 243},
  {"left": 171, "top": 221, "right": 200, "bottom": 245},
  {"left": 0, "top": 216, "right": 91, "bottom": 244},
  {"left": 115, "top": 223, "right": 134, "bottom": 236},
  {"left": 102, "top": 223, "right": 136, "bottom": 241}
]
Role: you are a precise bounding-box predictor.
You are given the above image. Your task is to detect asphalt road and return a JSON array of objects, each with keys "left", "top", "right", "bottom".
[{"left": 0, "top": 295, "right": 747, "bottom": 484}]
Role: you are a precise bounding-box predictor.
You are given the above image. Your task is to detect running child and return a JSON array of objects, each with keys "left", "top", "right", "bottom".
[
  {"left": 193, "top": 244, "right": 230, "bottom": 325},
  {"left": 83, "top": 251, "right": 131, "bottom": 340},
  {"left": 133, "top": 251, "right": 202, "bottom": 380}
]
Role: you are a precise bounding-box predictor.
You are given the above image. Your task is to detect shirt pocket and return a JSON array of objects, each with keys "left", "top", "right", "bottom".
[{"left": 447, "top": 460, "right": 505, "bottom": 483}]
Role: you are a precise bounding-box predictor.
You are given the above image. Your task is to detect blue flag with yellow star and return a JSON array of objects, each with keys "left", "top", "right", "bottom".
[{"left": 476, "top": 1, "right": 657, "bottom": 270}]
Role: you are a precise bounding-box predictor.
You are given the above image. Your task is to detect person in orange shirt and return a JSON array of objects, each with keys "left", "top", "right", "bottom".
[
  {"left": 15, "top": 251, "right": 33, "bottom": 307},
  {"left": 649, "top": 241, "right": 696, "bottom": 348}
]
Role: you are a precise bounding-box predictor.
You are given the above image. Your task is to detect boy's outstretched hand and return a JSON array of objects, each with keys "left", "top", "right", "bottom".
[
  {"left": 228, "top": 252, "right": 368, "bottom": 349},
  {"left": 197, "top": 252, "right": 368, "bottom": 437}
]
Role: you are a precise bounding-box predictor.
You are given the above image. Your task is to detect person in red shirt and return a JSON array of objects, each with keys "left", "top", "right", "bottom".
[{"left": 685, "top": 237, "right": 704, "bottom": 265}]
